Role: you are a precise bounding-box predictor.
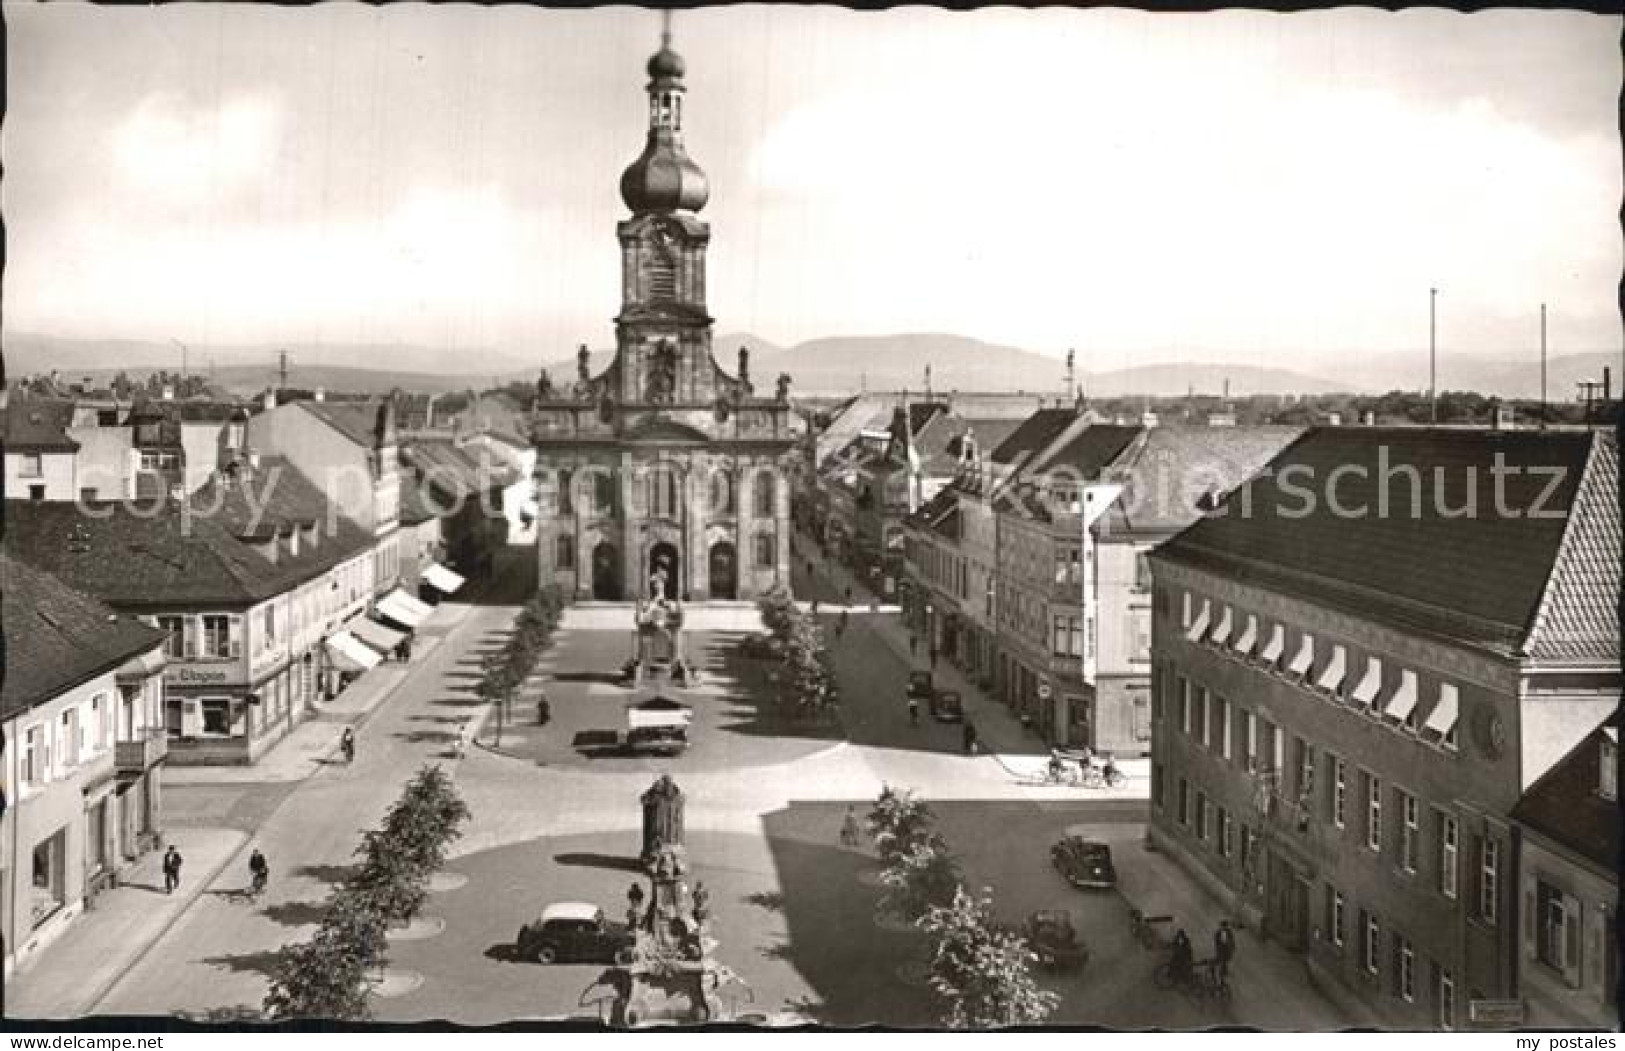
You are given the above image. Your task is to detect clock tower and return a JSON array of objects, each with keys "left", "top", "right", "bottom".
[{"left": 531, "top": 22, "right": 798, "bottom": 603}]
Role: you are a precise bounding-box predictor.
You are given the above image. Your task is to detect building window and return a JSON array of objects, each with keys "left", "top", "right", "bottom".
[
  {"left": 1218, "top": 808, "right": 1233, "bottom": 857},
  {"left": 157, "top": 615, "right": 188, "bottom": 659},
  {"left": 558, "top": 470, "right": 574, "bottom": 515},
  {"left": 1152, "top": 665, "right": 1165, "bottom": 723},
  {"left": 1243, "top": 708, "right": 1257, "bottom": 771},
  {"left": 19, "top": 452, "right": 43, "bottom": 477},
  {"left": 1195, "top": 687, "right": 1209, "bottom": 748},
  {"left": 1178, "top": 677, "right": 1191, "bottom": 735},
  {"left": 23, "top": 725, "right": 45, "bottom": 786},
  {"left": 1601, "top": 737, "right": 1617, "bottom": 801},
  {"left": 1478, "top": 837, "right": 1499, "bottom": 924},
  {"left": 1053, "top": 614, "right": 1069, "bottom": 657},
  {"left": 1395, "top": 935, "right": 1415, "bottom": 1001},
  {"left": 201, "top": 615, "right": 236, "bottom": 659},
  {"left": 753, "top": 532, "right": 775, "bottom": 569},
  {"left": 1364, "top": 773, "right": 1383, "bottom": 852},
  {"left": 60, "top": 710, "right": 78, "bottom": 768},
  {"left": 1438, "top": 813, "right": 1458, "bottom": 899},
  {"left": 1434, "top": 965, "right": 1455, "bottom": 1030},
  {"left": 753, "top": 472, "right": 775, "bottom": 518},
  {"left": 31, "top": 831, "right": 66, "bottom": 929},
  {"left": 1327, "top": 887, "right": 1345, "bottom": 947},
  {"left": 711, "top": 471, "right": 736, "bottom": 516},
  {"left": 1295, "top": 736, "right": 1315, "bottom": 800},
  {"left": 1152, "top": 761, "right": 1165, "bottom": 809},
  {"left": 555, "top": 535, "right": 575, "bottom": 570},
  {"left": 593, "top": 472, "right": 617, "bottom": 516},
  {"left": 1535, "top": 881, "right": 1581, "bottom": 982},
  {"left": 1326, "top": 756, "right": 1352, "bottom": 831},
  {"left": 1178, "top": 778, "right": 1190, "bottom": 826},
  {"left": 1216, "top": 696, "right": 1231, "bottom": 758},
  {"left": 1362, "top": 911, "right": 1380, "bottom": 975},
  {"left": 647, "top": 468, "right": 680, "bottom": 518},
  {"left": 1196, "top": 792, "right": 1209, "bottom": 840},
  {"left": 200, "top": 699, "right": 233, "bottom": 736},
  {"left": 1396, "top": 791, "right": 1419, "bottom": 873}
]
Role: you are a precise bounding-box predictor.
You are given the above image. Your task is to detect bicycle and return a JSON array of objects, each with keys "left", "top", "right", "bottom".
[
  {"left": 1152, "top": 956, "right": 1231, "bottom": 1001},
  {"left": 1128, "top": 908, "right": 1174, "bottom": 950}
]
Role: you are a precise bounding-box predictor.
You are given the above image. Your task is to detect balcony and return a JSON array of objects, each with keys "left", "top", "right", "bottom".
[{"left": 116, "top": 729, "right": 168, "bottom": 777}]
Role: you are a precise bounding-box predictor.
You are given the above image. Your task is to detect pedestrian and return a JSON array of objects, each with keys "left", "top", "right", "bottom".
[
  {"left": 1214, "top": 919, "right": 1236, "bottom": 980},
  {"left": 843, "top": 585, "right": 853, "bottom": 606},
  {"left": 1171, "top": 928, "right": 1194, "bottom": 984},
  {"left": 962, "top": 721, "right": 978, "bottom": 755},
  {"left": 340, "top": 727, "right": 356, "bottom": 763},
  {"left": 162, "top": 845, "right": 183, "bottom": 894},
  {"left": 907, "top": 696, "right": 920, "bottom": 726},
  {"left": 248, "top": 848, "right": 269, "bottom": 898},
  {"left": 840, "top": 806, "right": 862, "bottom": 848}
]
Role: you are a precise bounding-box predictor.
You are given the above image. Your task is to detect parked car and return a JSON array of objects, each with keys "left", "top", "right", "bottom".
[
  {"left": 930, "top": 689, "right": 964, "bottom": 722},
  {"left": 1051, "top": 836, "right": 1117, "bottom": 890},
  {"left": 516, "top": 902, "right": 636, "bottom": 965},
  {"left": 627, "top": 725, "right": 689, "bottom": 756},
  {"left": 1024, "top": 909, "right": 1088, "bottom": 972},
  {"left": 905, "top": 671, "right": 934, "bottom": 700}
]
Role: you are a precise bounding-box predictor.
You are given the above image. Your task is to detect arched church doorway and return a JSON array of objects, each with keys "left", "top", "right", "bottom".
[
  {"left": 592, "top": 542, "right": 621, "bottom": 600},
  {"left": 708, "top": 542, "right": 737, "bottom": 600},
  {"left": 648, "top": 542, "right": 680, "bottom": 601}
]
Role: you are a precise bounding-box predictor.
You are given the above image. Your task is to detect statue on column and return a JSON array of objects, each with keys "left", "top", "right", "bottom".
[
  {"left": 775, "top": 372, "right": 792, "bottom": 403},
  {"left": 573, "top": 344, "right": 593, "bottom": 400},
  {"left": 737, "top": 347, "right": 753, "bottom": 397}
]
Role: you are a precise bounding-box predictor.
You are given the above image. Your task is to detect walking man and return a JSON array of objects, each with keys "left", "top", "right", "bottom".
[
  {"left": 1214, "top": 920, "right": 1236, "bottom": 981},
  {"left": 162, "top": 845, "right": 183, "bottom": 894},
  {"left": 962, "top": 720, "right": 978, "bottom": 755},
  {"left": 840, "top": 806, "right": 863, "bottom": 848}
]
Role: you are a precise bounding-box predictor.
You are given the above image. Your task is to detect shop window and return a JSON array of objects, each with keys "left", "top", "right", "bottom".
[
  {"left": 201, "top": 699, "right": 233, "bottom": 737},
  {"left": 31, "top": 829, "right": 66, "bottom": 928}
]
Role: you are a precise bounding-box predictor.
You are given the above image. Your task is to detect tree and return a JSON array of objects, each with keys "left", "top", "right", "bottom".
[
  {"left": 349, "top": 828, "right": 429, "bottom": 926},
  {"left": 865, "top": 785, "right": 936, "bottom": 868},
  {"left": 920, "top": 886, "right": 1059, "bottom": 1029},
  {"left": 263, "top": 925, "right": 375, "bottom": 1021},
  {"left": 380, "top": 765, "right": 471, "bottom": 879},
  {"left": 878, "top": 832, "right": 961, "bottom": 923}
]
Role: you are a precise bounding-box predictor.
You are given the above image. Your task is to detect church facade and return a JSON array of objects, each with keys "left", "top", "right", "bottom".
[{"left": 531, "top": 31, "right": 796, "bottom": 602}]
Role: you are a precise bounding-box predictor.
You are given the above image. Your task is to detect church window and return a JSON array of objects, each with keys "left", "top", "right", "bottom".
[
  {"left": 592, "top": 472, "right": 618, "bottom": 517},
  {"left": 557, "top": 470, "right": 573, "bottom": 516},
  {"left": 555, "top": 535, "right": 575, "bottom": 571},
  {"left": 647, "top": 249, "right": 677, "bottom": 301},
  {"left": 753, "top": 531, "right": 775, "bottom": 569},
  {"left": 753, "top": 472, "right": 775, "bottom": 518},
  {"left": 648, "top": 468, "right": 680, "bottom": 518},
  {"left": 711, "top": 471, "right": 735, "bottom": 515}
]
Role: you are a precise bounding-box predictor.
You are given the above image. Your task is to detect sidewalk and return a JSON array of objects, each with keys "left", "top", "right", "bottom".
[
  {"left": 165, "top": 600, "right": 474, "bottom": 786},
  {"left": 5, "top": 828, "right": 247, "bottom": 1020}
]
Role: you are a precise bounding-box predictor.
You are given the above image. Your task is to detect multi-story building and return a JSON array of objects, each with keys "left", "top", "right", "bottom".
[
  {"left": 530, "top": 32, "right": 796, "bottom": 602},
  {"left": 399, "top": 437, "right": 519, "bottom": 581},
  {"left": 3, "top": 397, "right": 81, "bottom": 501},
  {"left": 1147, "top": 427, "right": 1619, "bottom": 1028},
  {"left": 1510, "top": 714, "right": 1619, "bottom": 1028},
  {"left": 247, "top": 396, "right": 405, "bottom": 598},
  {"left": 2, "top": 556, "right": 169, "bottom": 977}
]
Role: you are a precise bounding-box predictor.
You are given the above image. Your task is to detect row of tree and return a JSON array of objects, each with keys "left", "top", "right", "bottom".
[
  {"left": 479, "top": 586, "right": 568, "bottom": 740},
  {"left": 755, "top": 586, "right": 839, "bottom": 720},
  {"left": 865, "top": 786, "right": 1058, "bottom": 1028},
  {"left": 263, "top": 766, "right": 471, "bottom": 1020}
]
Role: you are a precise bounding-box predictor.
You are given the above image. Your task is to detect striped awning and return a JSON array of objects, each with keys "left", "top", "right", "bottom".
[
  {"left": 423, "top": 563, "right": 466, "bottom": 594},
  {"left": 375, "top": 588, "right": 432, "bottom": 629},
  {"left": 115, "top": 646, "right": 168, "bottom": 684},
  {"left": 1184, "top": 599, "right": 1211, "bottom": 643},
  {"left": 1424, "top": 684, "right": 1459, "bottom": 737},
  {"left": 1383, "top": 669, "right": 1419, "bottom": 722},
  {"left": 1260, "top": 623, "right": 1285, "bottom": 665},
  {"left": 1208, "top": 605, "right": 1233, "bottom": 646},
  {"left": 1232, "top": 614, "right": 1257, "bottom": 656},
  {"left": 351, "top": 617, "right": 407, "bottom": 655},
  {"left": 325, "top": 631, "right": 381, "bottom": 673}
]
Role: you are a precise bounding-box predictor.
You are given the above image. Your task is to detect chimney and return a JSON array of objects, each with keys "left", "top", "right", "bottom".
[
  {"left": 1493, "top": 403, "right": 1514, "bottom": 430},
  {"left": 161, "top": 385, "right": 175, "bottom": 401},
  {"left": 1363, "top": 411, "right": 1376, "bottom": 426},
  {"left": 1604, "top": 366, "right": 1612, "bottom": 404},
  {"left": 262, "top": 389, "right": 276, "bottom": 411}
]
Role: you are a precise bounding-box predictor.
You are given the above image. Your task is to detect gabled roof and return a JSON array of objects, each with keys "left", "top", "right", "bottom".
[
  {"left": 1, "top": 554, "right": 169, "bottom": 720},
  {"left": 1524, "top": 432, "right": 1620, "bottom": 664},
  {"left": 189, "top": 456, "right": 375, "bottom": 557},
  {"left": 1512, "top": 714, "right": 1620, "bottom": 873},
  {"left": 1030, "top": 424, "right": 1143, "bottom": 481},
  {"left": 990, "top": 408, "right": 1079, "bottom": 466},
  {"left": 4, "top": 397, "right": 80, "bottom": 452},
  {"left": 1099, "top": 425, "right": 1303, "bottom": 535},
  {"left": 301, "top": 400, "right": 391, "bottom": 449},
  {"left": 401, "top": 438, "right": 519, "bottom": 500},
  {"left": 1154, "top": 427, "right": 1612, "bottom": 658}
]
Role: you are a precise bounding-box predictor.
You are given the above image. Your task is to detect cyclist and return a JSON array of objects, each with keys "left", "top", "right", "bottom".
[
  {"left": 340, "top": 727, "right": 356, "bottom": 763},
  {"left": 248, "top": 848, "right": 269, "bottom": 897},
  {"left": 1170, "top": 928, "right": 1194, "bottom": 986},
  {"left": 1102, "top": 755, "right": 1123, "bottom": 787}
]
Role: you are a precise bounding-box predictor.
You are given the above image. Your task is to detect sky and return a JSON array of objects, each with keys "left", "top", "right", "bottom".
[{"left": 4, "top": 4, "right": 1620, "bottom": 376}]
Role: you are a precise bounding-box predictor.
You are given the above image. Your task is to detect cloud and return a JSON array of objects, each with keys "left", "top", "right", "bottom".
[{"left": 109, "top": 90, "right": 281, "bottom": 200}]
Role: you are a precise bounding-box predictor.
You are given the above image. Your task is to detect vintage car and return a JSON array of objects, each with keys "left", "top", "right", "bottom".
[
  {"left": 1050, "top": 836, "right": 1118, "bottom": 890},
  {"left": 627, "top": 725, "right": 689, "bottom": 756},
  {"left": 905, "top": 670, "right": 934, "bottom": 701},
  {"left": 517, "top": 902, "right": 637, "bottom": 965},
  {"left": 1024, "top": 909, "right": 1088, "bottom": 972},
  {"left": 930, "top": 689, "right": 964, "bottom": 723}
]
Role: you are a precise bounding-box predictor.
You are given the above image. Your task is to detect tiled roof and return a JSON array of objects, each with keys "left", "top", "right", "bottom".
[
  {"left": 302, "top": 400, "right": 389, "bottom": 449},
  {"left": 990, "top": 408, "right": 1079, "bottom": 465},
  {"left": 1103, "top": 425, "right": 1304, "bottom": 534},
  {"left": 1155, "top": 427, "right": 1607, "bottom": 656},
  {"left": 189, "top": 456, "right": 375, "bottom": 556},
  {"left": 1, "top": 553, "right": 168, "bottom": 720},
  {"left": 4, "top": 492, "right": 367, "bottom": 609},
  {"left": 1512, "top": 714, "right": 1620, "bottom": 873},
  {"left": 1030, "top": 424, "right": 1143, "bottom": 481},
  {"left": 1524, "top": 433, "right": 1620, "bottom": 664},
  {"left": 3, "top": 397, "right": 80, "bottom": 452},
  {"left": 402, "top": 439, "right": 518, "bottom": 500}
]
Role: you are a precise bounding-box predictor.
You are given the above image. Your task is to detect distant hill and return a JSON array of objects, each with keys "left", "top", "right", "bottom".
[
  {"left": 752, "top": 333, "right": 1068, "bottom": 395},
  {"left": 1083, "top": 361, "right": 1362, "bottom": 398}
]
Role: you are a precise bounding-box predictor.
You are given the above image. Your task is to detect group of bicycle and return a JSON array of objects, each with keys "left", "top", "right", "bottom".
[
  {"left": 1130, "top": 908, "right": 1236, "bottom": 1002},
  {"left": 1041, "top": 749, "right": 1125, "bottom": 789}
]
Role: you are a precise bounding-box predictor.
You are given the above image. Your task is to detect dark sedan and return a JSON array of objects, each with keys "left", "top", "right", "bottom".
[{"left": 1051, "top": 836, "right": 1117, "bottom": 890}]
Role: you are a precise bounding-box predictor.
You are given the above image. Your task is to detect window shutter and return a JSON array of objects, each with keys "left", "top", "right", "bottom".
[
  {"left": 229, "top": 616, "right": 243, "bottom": 658},
  {"left": 1563, "top": 897, "right": 1582, "bottom": 985},
  {"left": 182, "top": 700, "right": 203, "bottom": 737},
  {"left": 184, "top": 618, "right": 199, "bottom": 659},
  {"left": 1525, "top": 886, "right": 1537, "bottom": 948}
]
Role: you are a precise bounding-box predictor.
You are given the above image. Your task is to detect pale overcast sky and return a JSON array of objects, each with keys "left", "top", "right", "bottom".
[{"left": 4, "top": 4, "right": 1620, "bottom": 373}]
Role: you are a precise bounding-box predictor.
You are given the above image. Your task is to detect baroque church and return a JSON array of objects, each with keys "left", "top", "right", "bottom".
[{"left": 531, "top": 28, "right": 797, "bottom": 601}]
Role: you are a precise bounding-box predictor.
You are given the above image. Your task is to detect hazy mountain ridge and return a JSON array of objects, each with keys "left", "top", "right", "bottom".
[{"left": 7, "top": 329, "right": 1615, "bottom": 400}]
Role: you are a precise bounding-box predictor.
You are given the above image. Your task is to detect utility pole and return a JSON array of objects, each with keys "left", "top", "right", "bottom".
[
  {"left": 1539, "top": 303, "right": 1547, "bottom": 430},
  {"left": 278, "top": 349, "right": 290, "bottom": 392},
  {"left": 1429, "top": 288, "right": 1438, "bottom": 425}
]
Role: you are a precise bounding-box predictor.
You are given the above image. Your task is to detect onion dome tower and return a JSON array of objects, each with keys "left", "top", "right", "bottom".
[{"left": 619, "top": 19, "right": 709, "bottom": 215}]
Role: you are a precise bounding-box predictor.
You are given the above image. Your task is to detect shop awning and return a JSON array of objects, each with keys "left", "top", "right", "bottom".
[
  {"left": 1260, "top": 623, "right": 1285, "bottom": 665},
  {"left": 1351, "top": 657, "right": 1383, "bottom": 706},
  {"left": 1383, "top": 669, "right": 1419, "bottom": 722},
  {"left": 1184, "top": 599, "right": 1211, "bottom": 643},
  {"left": 115, "top": 646, "right": 168, "bottom": 684},
  {"left": 1288, "top": 632, "right": 1315, "bottom": 677},
  {"left": 375, "top": 588, "right": 432, "bottom": 629},
  {"left": 423, "top": 563, "right": 466, "bottom": 594},
  {"left": 1208, "top": 605, "right": 1233, "bottom": 646},
  {"left": 352, "top": 617, "right": 407, "bottom": 655},
  {"left": 1232, "top": 614, "right": 1257, "bottom": 656},
  {"left": 325, "top": 631, "right": 382, "bottom": 673},
  {"left": 1316, "top": 645, "right": 1347, "bottom": 692},
  {"left": 1424, "top": 684, "right": 1459, "bottom": 737}
]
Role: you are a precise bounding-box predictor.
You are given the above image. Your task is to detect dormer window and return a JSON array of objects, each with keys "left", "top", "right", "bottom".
[{"left": 1601, "top": 734, "right": 1617, "bottom": 801}]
